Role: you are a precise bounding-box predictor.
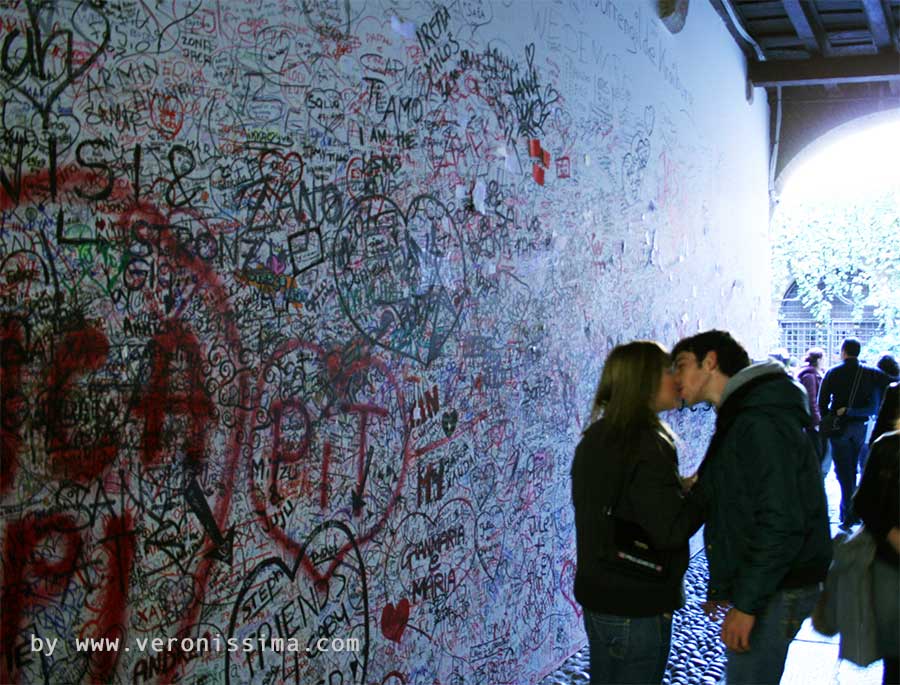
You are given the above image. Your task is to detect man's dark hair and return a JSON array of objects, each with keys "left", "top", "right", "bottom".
[
  {"left": 841, "top": 338, "right": 861, "bottom": 358},
  {"left": 671, "top": 329, "right": 751, "bottom": 377}
]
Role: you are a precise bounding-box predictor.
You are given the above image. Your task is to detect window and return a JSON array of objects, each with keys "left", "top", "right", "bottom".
[{"left": 778, "top": 282, "right": 882, "bottom": 365}]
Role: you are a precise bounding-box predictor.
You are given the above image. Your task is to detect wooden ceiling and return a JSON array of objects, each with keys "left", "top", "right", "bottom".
[{"left": 711, "top": 0, "right": 900, "bottom": 87}]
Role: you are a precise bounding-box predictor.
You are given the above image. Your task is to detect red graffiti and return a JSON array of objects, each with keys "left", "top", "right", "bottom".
[
  {"left": 1, "top": 514, "right": 83, "bottom": 683},
  {"left": 84, "top": 512, "right": 135, "bottom": 681},
  {"left": 150, "top": 94, "right": 185, "bottom": 139},
  {"left": 132, "top": 321, "right": 214, "bottom": 469},
  {"left": 380, "top": 598, "right": 411, "bottom": 643},
  {"left": 1, "top": 318, "right": 27, "bottom": 494},
  {"left": 0, "top": 169, "right": 249, "bottom": 685},
  {"left": 250, "top": 338, "right": 411, "bottom": 586}
]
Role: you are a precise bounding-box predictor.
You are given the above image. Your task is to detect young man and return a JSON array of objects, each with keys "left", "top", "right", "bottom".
[
  {"left": 672, "top": 330, "right": 832, "bottom": 685},
  {"left": 818, "top": 338, "right": 893, "bottom": 530}
]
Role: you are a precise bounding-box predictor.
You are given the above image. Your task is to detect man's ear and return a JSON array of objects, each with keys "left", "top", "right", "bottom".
[{"left": 703, "top": 350, "right": 718, "bottom": 371}]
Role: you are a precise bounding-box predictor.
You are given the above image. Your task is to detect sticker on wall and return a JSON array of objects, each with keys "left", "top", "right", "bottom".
[{"left": 659, "top": 0, "right": 689, "bottom": 33}]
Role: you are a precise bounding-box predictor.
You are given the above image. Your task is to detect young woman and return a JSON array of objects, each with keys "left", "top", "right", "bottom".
[
  {"left": 797, "top": 347, "right": 827, "bottom": 467},
  {"left": 571, "top": 341, "right": 706, "bottom": 684}
]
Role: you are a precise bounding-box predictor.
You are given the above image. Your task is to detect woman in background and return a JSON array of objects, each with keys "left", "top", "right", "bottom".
[
  {"left": 571, "top": 341, "right": 706, "bottom": 684},
  {"left": 855, "top": 381, "right": 899, "bottom": 685},
  {"left": 797, "top": 347, "right": 827, "bottom": 467}
]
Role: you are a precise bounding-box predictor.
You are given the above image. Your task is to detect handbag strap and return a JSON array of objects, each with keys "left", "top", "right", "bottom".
[
  {"left": 846, "top": 366, "right": 863, "bottom": 409},
  {"left": 604, "top": 442, "right": 641, "bottom": 517}
]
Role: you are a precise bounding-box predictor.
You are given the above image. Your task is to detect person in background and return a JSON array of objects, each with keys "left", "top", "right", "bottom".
[
  {"left": 672, "top": 330, "right": 831, "bottom": 685},
  {"left": 768, "top": 348, "right": 791, "bottom": 369},
  {"left": 877, "top": 354, "right": 899, "bottom": 381},
  {"left": 861, "top": 354, "right": 900, "bottom": 469},
  {"left": 872, "top": 380, "right": 900, "bottom": 445},
  {"left": 797, "top": 347, "right": 827, "bottom": 467},
  {"left": 853, "top": 381, "right": 899, "bottom": 685},
  {"left": 818, "top": 338, "right": 892, "bottom": 530},
  {"left": 572, "top": 341, "right": 706, "bottom": 684}
]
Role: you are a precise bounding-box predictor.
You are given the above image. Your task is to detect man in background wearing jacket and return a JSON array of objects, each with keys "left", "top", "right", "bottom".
[
  {"left": 672, "top": 330, "right": 832, "bottom": 685},
  {"left": 818, "top": 337, "right": 892, "bottom": 530}
]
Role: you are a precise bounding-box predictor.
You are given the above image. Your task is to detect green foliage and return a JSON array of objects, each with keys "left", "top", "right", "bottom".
[
  {"left": 863, "top": 330, "right": 900, "bottom": 366},
  {"left": 772, "top": 188, "right": 900, "bottom": 327}
]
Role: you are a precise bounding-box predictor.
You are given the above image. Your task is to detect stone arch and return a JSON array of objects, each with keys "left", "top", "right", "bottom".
[{"left": 774, "top": 104, "right": 900, "bottom": 197}]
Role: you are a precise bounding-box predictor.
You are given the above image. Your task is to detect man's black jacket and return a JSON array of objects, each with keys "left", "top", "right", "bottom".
[
  {"left": 818, "top": 357, "right": 892, "bottom": 422},
  {"left": 699, "top": 362, "right": 832, "bottom": 614}
]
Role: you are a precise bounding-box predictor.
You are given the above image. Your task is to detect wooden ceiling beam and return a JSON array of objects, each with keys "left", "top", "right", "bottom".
[
  {"left": 749, "top": 53, "right": 900, "bottom": 85},
  {"left": 737, "top": 1, "right": 790, "bottom": 20},
  {"left": 782, "top": 0, "right": 832, "bottom": 55},
  {"left": 859, "top": 0, "right": 895, "bottom": 49},
  {"left": 829, "top": 29, "right": 879, "bottom": 42},
  {"left": 758, "top": 34, "right": 806, "bottom": 48}
]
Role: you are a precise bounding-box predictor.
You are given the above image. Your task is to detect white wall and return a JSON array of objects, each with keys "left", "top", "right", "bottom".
[{"left": 0, "top": 1, "right": 769, "bottom": 683}]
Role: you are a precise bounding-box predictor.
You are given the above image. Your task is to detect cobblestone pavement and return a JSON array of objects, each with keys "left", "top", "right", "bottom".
[{"left": 540, "top": 550, "right": 725, "bottom": 685}]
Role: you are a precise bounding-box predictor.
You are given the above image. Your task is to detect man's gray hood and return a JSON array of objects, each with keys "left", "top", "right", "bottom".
[{"left": 719, "top": 359, "right": 790, "bottom": 408}]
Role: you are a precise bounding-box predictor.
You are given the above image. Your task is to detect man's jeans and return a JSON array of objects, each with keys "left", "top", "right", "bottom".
[
  {"left": 583, "top": 610, "right": 672, "bottom": 684},
  {"left": 725, "top": 584, "right": 821, "bottom": 685},
  {"left": 828, "top": 421, "right": 868, "bottom": 523}
]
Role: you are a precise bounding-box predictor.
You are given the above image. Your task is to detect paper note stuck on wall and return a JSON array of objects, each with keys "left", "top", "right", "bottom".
[
  {"left": 473, "top": 180, "right": 487, "bottom": 214},
  {"left": 391, "top": 16, "right": 416, "bottom": 40}
]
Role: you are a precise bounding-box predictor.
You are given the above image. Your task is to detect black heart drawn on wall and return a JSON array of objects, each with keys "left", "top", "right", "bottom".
[
  {"left": 1, "top": 3, "right": 110, "bottom": 123},
  {"left": 333, "top": 195, "right": 468, "bottom": 365},
  {"left": 306, "top": 88, "right": 345, "bottom": 133},
  {"left": 227, "top": 521, "right": 370, "bottom": 685}
]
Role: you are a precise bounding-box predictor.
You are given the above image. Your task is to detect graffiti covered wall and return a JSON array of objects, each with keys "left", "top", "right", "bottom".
[{"left": 0, "top": 0, "right": 771, "bottom": 683}]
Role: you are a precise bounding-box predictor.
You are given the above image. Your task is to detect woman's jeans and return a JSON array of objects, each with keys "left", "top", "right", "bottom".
[
  {"left": 725, "top": 584, "right": 821, "bottom": 685},
  {"left": 583, "top": 610, "right": 672, "bottom": 684}
]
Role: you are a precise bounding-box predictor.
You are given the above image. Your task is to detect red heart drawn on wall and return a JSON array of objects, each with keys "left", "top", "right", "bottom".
[
  {"left": 247, "top": 338, "right": 412, "bottom": 590},
  {"left": 227, "top": 521, "right": 370, "bottom": 684},
  {"left": 381, "top": 598, "right": 410, "bottom": 643},
  {"left": 258, "top": 150, "right": 304, "bottom": 200}
]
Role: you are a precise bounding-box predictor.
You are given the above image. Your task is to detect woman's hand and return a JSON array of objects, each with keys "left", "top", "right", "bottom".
[{"left": 680, "top": 473, "right": 698, "bottom": 492}]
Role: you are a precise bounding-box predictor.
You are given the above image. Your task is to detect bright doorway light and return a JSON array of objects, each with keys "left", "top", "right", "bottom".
[{"left": 780, "top": 113, "right": 900, "bottom": 203}]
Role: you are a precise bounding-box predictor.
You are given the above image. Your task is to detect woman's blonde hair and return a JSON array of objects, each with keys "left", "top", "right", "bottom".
[{"left": 589, "top": 340, "right": 674, "bottom": 443}]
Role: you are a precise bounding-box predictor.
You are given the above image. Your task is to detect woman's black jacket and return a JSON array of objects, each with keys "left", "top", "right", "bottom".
[
  {"left": 854, "top": 430, "right": 899, "bottom": 566},
  {"left": 571, "top": 419, "right": 706, "bottom": 616}
]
